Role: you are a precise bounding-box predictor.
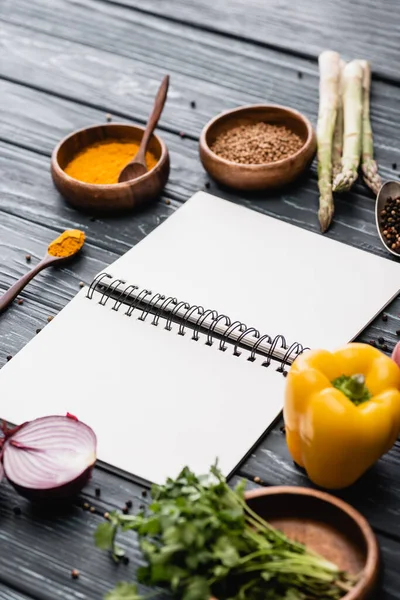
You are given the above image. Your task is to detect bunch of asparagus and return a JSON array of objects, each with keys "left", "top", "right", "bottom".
[{"left": 317, "top": 52, "right": 382, "bottom": 233}]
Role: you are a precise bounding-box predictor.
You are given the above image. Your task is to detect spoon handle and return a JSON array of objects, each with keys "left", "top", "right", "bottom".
[
  {"left": 136, "top": 75, "right": 170, "bottom": 162},
  {"left": 0, "top": 255, "right": 59, "bottom": 314}
]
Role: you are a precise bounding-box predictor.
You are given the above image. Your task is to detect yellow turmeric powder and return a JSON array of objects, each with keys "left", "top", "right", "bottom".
[
  {"left": 48, "top": 229, "right": 86, "bottom": 258},
  {"left": 64, "top": 139, "right": 159, "bottom": 185}
]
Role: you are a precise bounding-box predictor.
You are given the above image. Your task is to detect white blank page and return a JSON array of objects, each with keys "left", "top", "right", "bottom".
[
  {"left": 106, "top": 192, "right": 400, "bottom": 350},
  {"left": 0, "top": 289, "right": 285, "bottom": 483}
]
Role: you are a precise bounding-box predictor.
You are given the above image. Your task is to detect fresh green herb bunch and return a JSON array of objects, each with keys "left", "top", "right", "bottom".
[{"left": 95, "top": 465, "right": 356, "bottom": 600}]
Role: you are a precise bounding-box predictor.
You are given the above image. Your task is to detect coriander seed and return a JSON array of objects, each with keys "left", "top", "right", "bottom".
[{"left": 210, "top": 122, "right": 303, "bottom": 165}]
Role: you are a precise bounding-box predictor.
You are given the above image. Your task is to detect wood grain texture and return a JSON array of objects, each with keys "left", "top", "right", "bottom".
[
  {"left": 0, "top": 80, "right": 397, "bottom": 262},
  {"left": 0, "top": 472, "right": 399, "bottom": 600},
  {"left": 1, "top": 0, "right": 400, "bottom": 598},
  {"left": 0, "top": 0, "right": 399, "bottom": 169},
  {"left": 81, "top": 0, "right": 400, "bottom": 83},
  {"left": 242, "top": 420, "right": 400, "bottom": 538}
]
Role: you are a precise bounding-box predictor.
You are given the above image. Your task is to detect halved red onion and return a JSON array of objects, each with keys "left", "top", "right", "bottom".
[{"left": 2, "top": 415, "right": 97, "bottom": 502}]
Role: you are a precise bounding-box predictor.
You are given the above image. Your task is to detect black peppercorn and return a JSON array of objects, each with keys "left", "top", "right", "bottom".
[
  {"left": 378, "top": 337, "right": 384, "bottom": 345},
  {"left": 13, "top": 506, "right": 22, "bottom": 516},
  {"left": 95, "top": 487, "right": 101, "bottom": 498},
  {"left": 190, "top": 100, "right": 196, "bottom": 109},
  {"left": 382, "top": 313, "right": 388, "bottom": 322},
  {"left": 122, "top": 556, "right": 130, "bottom": 565},
  {"left": 126, "top": 499, "right": 133, "bottom": 508}
]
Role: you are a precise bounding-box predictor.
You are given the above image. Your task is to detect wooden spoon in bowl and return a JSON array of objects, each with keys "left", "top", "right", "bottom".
[{"left": 118, "top": 75, "right": 170, "bottom": 183}]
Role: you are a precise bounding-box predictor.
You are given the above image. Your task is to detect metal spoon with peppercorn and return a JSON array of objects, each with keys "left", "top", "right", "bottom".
[{"left": 376, "top": 180, "right": 400, "bottom": 257}]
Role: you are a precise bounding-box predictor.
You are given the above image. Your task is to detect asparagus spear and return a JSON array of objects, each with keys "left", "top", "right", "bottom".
[
  {"left": 332, "top": 60, "right": 363, "bottom": 193},
  {"left": 332, "top": 60, "right": 346, "bottom": 179},
  {"left": 317, "top": 51, "right": 341, "bottom": 233},
  {"left": 359, "top": 60, "right": 382, "bottom": 195}
]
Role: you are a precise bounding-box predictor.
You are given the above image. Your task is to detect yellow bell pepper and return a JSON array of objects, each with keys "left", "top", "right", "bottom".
[{"left": 284, "top": 343, "right": 400, "bottom": 489}]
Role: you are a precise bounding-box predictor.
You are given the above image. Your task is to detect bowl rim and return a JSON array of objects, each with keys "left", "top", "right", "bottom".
[
  {"left": 244, "top": 485, "right": 379, "bottom": 600},
  {"left": 51, "top": 122, "right": 169, "bottom": 189},
  {"left": 199, "top": 103, "right": 316, "bottom": 169}
]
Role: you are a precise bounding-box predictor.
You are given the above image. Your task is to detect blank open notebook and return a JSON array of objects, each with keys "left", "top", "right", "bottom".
[{"left": 1, "top": 191, "right": 400, "bottom": 484}]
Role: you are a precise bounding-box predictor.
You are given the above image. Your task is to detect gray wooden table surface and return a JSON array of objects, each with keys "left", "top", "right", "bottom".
[{"left": 1, "top": 0, "right": 400, "bottom": 598}]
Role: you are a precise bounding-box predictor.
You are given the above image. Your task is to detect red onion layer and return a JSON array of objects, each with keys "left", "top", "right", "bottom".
[{"left": 2, "top": 415, "right": 97, "bottom": 502}]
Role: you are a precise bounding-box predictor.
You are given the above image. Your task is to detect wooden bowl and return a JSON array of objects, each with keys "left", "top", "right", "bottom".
[
  {"left": 245, "top": 486, "right": 379, "bottom": 600},
  {"left": 51, "top": 123, "right": 170, "bottom": 213},
  {"left": 199, "top": 104, "right": 316, "bottom": 191}
]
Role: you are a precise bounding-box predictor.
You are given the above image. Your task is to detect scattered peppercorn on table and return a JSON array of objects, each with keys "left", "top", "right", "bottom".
[{"left": 1, "top": 0, "right": 400, "bottom": 599}]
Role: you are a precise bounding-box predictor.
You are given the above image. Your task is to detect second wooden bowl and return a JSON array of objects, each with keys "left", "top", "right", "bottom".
[
  {"left": 245, "top": 486, "right": 379, "bottom": 600},
  {"left": 51, "top": 123, "right": 170, "bottom": 213},
  {"left": 200, "top": 104, "right": 316, "bottom": 191}
]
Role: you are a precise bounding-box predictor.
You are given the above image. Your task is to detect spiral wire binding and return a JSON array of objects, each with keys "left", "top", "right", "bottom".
[{"left": 86, "top": 274, "right": 305, "bottom": 374}]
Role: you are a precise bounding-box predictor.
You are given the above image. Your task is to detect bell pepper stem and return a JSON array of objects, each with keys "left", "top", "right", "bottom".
[{"left": 332, "top": 373, "right": 371, "bottom": 405}]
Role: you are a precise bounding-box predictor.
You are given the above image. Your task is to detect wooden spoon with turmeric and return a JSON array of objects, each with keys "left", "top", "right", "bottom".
[{"left": 0, "top": 230, "right": 85, "bottom": 314}]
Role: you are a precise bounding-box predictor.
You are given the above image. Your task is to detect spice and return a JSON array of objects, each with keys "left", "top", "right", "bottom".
[
  {"left": 95, "top": 487, "right": 101, "bottom": 498},
  {"left": 396, "top": 330, "right": 400, "bottom": 336},
  {"left": 380, "top": 196, "right": 400, "bottom": 252},
  {"left": 47, "top": 316, "right": 54, "bottom": 323},
  {"left": 210, "top": 122, "right": 303, "bottom": 165},
  {"left": 13, "top": 506, "right": 21, "bottom": 515},
  {"left": 89, "top": 506, "right": 96, "bottom": 513},
  {"left": 25, "top": 254, "right": 31, "bottom": 262},
  {"left": 17, "top": 298, "right": 24, "bottom": 305},
  {"left": 6, "top": 355, "right": 12, "bottom": 361},
  {"left": 71, "top": 569, "right": 80, "bottom": 580},
  {"left": 382, "top": 313, "right": 388, "bottom": 322},
  {"left": 126, "top": 499, "right": 133, "bottom": 507},
  {"left": 83, "top": 502, "right": 90, "bottom": 510},
  {"left": 36, "top": 328, "right": 41, "bottom": 334},
  {"left": 369, "top": 339, "right": 376, "bottom": 346},
  {"left": 122, "top": 556, "right": 130, "bottom": 566},
  {"left": 190, "top": 100, "right": 196, "bottom": 109},
  {"left": 393, "top": 163, "right": 397, "bottom": 170},
  {"left": 79, "top": 281, "right": 85, "bottom": 288},
  {"left": 122, "top": 505, "right": 129, "bottom": 514},
  {"left": 104, "top": 512, "right": 110, "bottom": 520},
  {"left": 141, "top": 490, "right": 147, "bottom": 498},
  {"left": 297, "top": 71, "right": 303, "bottom": 79},
  {"left": 253, "top": 476, "right": 261, "bottom": 483},
  {"left": 48, "top": 230, "right": 85, "bottom": 258},
  {"left": 378, "top": 336, "right": 384, "bottom": 345},
  {"left": 64, "top": 139, "right": 158, "bottom": 184},
  {"left": 106, "top": 113, "right": 112, "bottom": 122}
]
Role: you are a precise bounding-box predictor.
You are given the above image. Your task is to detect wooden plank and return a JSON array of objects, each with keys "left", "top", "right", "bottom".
[
  {"left": 239, "top": 417, "right": 400, "bottom": 539},
  {"left": 0, "top": 79, "right": 398, "bottom": 262},
  {"left": 1, "top": 0, "right": 400, "bottom": 174},
  {"left": 0, "top": 472, "right": 399, "bottom": 600},
  {"left": 0, "top": 584, "right": 34, "bottom": 600},
  {"left": 74, "top": 0, "right": 400, "bottom": 83}
]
